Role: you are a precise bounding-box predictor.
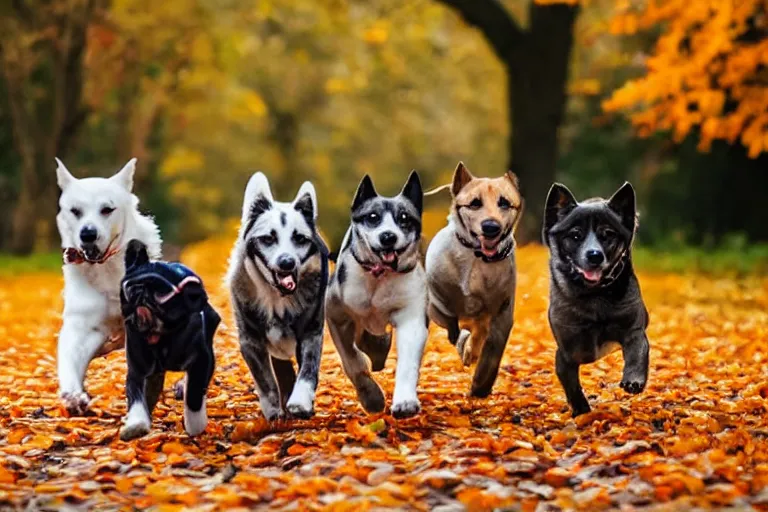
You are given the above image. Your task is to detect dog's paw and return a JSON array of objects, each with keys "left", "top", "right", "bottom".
[
  {"left": 184, "top": 401, "right": 208, "bottom": 436},
  {"left": 61, "top": 391, "right": 91, "bottom": 416},
  {"left": 620, "top": 378, "right": 646, "bottom": 395},
  {"left": 173, "top": 377, "right": 185, "bottom": 400},
  {"left": 286, "top": 402, "right": 314, "bottom": 419},
  {"left": 391, "top": 399, "right": 421, "bottom": 419},
  {"left": 456, "top": 330, "right": 477, "bottom": 366},
  {"left": 263, "top": 409, "right": 286, "bottom": 422},
  {"left": 119, "top": 421, "right": 150, "bottom": 441},
  {"left": 356, "top": 376, "right": 386, "bottom": 414},
  {"left": 286, "top": 381, "right": 315, "bottom": 419}
]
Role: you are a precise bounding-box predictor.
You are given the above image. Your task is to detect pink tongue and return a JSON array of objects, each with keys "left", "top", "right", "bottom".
[
  {"left": 279, "top": 275, "right": 296, "bottom": 291},
  {"left": 582, "top": 269, "right": 601, "bottom": 282},
  {"left": 382, "top": 252, "right": 396, "bottom": 263},
  {"left": 481, "top": 246, "right": 497, "bottom": 257}
]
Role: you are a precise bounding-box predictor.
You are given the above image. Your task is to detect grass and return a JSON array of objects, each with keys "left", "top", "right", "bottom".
[{"left": 0, "top": 252, "right": 62, "bottom": 277}]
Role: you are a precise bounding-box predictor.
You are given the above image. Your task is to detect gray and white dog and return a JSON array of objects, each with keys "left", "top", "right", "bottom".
[
  {"left": 543, "top": 182, "right": 650, "bottom": 417},
  {"left": 426, "top": 162, "right": 523, "bottom": 397},
  {"left": 325, "top": 172, "right": 428, "bottom": 418},
  {"left": 227, "top": 172, "right": 328, "bottom": 421}
]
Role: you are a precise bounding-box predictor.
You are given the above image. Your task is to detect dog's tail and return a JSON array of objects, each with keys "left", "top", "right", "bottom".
[{"left": 423, "top": 183, "right": 451, "bottom": 197}]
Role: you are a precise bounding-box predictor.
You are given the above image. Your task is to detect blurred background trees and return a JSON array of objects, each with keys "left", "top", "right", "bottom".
[{"left": 0, "top": 0, "right": 765, "bottom": 254}]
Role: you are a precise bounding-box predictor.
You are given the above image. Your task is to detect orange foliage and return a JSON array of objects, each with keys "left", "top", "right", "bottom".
[
  {"left": 604, "top": 0, "right": 768, "bottom": 157},
  {"left": 1, "top": 239, "right": 768, "bottom": 509}
]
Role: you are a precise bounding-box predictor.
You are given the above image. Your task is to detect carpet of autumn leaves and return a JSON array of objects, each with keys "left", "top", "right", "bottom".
[{"left": 2, "top": 240, "right": 768, "bottom": 511}]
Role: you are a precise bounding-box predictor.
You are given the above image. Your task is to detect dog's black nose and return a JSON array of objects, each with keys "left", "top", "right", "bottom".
[
  {"left": 277, "top": 255, "right": 296, "bottom": 272},
  {"left": 481, "top": 220, "right": 501, "bottom": 238},
  {"left": 586, "top": 249, "right": 604, "bottom": 266},
  {"left": 379, "top": 231, "right": 397, "bottom": 248},
  {"left": 80, "top": 225, "right": 98, "bottom": 244}
]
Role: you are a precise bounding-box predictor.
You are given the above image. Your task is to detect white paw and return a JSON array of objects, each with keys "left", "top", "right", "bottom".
[
  {"left": 391, "top": 398, "right": 421, "bottom": 419},
  {"left": 120, "top": 403, "right": 151, "bottom": 441},
  {"left": 259, "top": 394, "right": 283, "bottom": 422},
  {"left": 61, "top": 391, "right": 91, "bottom": 416},
  {"left": 286, "top": 380, "right": 315, "bottom": 419},
  {"left": 184, "top": 398, "right": 208, "bottom": 436}
]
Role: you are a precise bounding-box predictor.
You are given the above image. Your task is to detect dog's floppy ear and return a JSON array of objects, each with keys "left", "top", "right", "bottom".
[
  {"left": 400, "top": 170, "right": 423, "bottom": 215},
  {"left": 543, "top": 183, "right": 578, "bottom": 234},
  {"left": 451, "top": 162, "right": 473, "bottom": 196},
  {"left": 608, "top": 181, "right": 637, "bottom": 234},
  {"left": 505, "top": 170, "right": 520, "bottom": 189},
  {"left": 125, "top": 239, "right": 150, "bottom": 271},
  {"left": 55, "top": 158, "right": 76, "bottom": 191},
  {"left": 242, "top": 172, "right": 273, "bottom": 223},
  {"left": 293, "top": 181, "right": 318, "bottom": 225},
  {"left": 110, "top": 158, "right": 137, "bottom": 191},
  {"left": 352, "top": 174, "right": 378, "bottom": 211}
]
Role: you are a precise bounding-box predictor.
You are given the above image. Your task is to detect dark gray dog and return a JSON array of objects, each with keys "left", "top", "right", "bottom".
[{"left": 543, "top": 182, "right": 649, "bottom": 417}]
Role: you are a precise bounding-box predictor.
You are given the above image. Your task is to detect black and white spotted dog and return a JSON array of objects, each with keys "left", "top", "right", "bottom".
[
  {"left": 325, "top": 172, "right": 428, "bottom": 418},
  {"left": 227, "top": 172, "right": 328, "bottom": 421}
]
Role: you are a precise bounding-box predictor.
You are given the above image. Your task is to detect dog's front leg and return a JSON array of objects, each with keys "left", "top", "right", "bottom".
[
  {"left": 620, "top": 329, "right": 650, "bottom": 395},
  {"left": 184, "top": 348, "right": 214, "bottom": 436},
  {"left": 120, "top": 368, "right": 151, "bottom": 441},
  {"left": 57, "top": 318, "right": 107, "bottom": 415},
  {"left": 471, "top": 302, "right": 512, "bottom": 397},
  {"left": 240, "top": 338, "right": 283, "bottom": 421},
  {"left": 327, "top": 309, "right": 385, "bottom": 413},
  {"left": 428, "top": 301, "right": 460, "bottom": 345},
  {"left": 390, "top": 308, "right": 428, "bottom": 418},
  {"left": 555, "top": 349, "right": 591, "bottom": 417},
  {"left": 286, "top": 331, "right": 322, "bottom": 419}
]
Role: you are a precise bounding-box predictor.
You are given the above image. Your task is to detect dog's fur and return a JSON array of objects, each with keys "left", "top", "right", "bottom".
[
  {"left": 543, "top": 182, "right": 650, "bottom": 417},
  {"left": 55, "top": 158, "right": 161, "bottom": 414},
  {"left": 227, "top": 173, "right": 328, "bottom": 421},
  {"left": 119, "top": 240, "right": 219, "bottom": 440},
  {"left": 426, "top": 162, "right": 523, "bottom": 397},
  {"left": 325, "top": 172, "right": 428, "bottom": 418}
]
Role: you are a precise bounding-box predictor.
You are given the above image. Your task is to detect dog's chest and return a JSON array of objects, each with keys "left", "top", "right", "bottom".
[
  {"left": 265, "top": 322, "right": 297, "bottom": 360},
  {"left": 450, "top": 258, "right": 514, "bottom": 317},
  {"left": 343, "top": 277, "right": 407, "bottom": 336}
]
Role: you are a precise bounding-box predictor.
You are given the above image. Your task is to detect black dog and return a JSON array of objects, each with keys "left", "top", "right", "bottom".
[
  {"left": 119, "top": 240, "right": 219, "bottom": 440},
  {"left": 543, "top": 182, "right": 650, "bottom": 417}
]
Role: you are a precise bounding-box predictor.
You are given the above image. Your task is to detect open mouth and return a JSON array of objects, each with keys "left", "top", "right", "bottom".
[
  {"left": 478, "top": 237, "right": 501, "bottom": 258},
  {"left": 273, "top": 270, "right": 297, "bottom": 295},
  {"left": 81, "top": 244, "right": 103, "bottom": 262},
  {"left": 575, "top": 266, "right": 603, "bottom": 284}
]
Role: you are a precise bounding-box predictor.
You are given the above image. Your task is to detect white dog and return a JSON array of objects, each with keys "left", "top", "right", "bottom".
[{"left": 55, "top": 158, "right": 162, "bottom": 414}]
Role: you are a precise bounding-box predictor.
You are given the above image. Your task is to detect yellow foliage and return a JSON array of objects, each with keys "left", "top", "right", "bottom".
[{"left": 604, "top": 0, "right": 768, "bottom": 157}]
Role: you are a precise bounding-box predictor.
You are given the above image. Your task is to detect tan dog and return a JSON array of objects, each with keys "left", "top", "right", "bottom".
[{"left": 425, "top": 162, "right": 523, "bottom": 397}]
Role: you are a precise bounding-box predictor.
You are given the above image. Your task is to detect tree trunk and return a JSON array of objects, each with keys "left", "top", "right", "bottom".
[
  {"left": 435, "top": 0, "right": 579, "bottom": 244},
  {"left": 510, "top": 4, "right": 578, "bottom": 244}
]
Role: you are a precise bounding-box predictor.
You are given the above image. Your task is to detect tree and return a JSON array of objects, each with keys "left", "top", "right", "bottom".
[
  {"left": 0, "top": 0, "right": 104, "bottom": 254},
  {"left": 604, "top": 0, "right": 768, "bottom": 158},
  {"left": 435, "top": 0, "right": 580, "bottom": 242}
]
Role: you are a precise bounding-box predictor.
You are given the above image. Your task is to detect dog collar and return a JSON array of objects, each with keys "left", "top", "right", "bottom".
[
  {"left": 351, "top": 249, "right": 414, "bottom": 278},
  {"left": 455, "top": 233, "right": 514, "bottom": 263}
]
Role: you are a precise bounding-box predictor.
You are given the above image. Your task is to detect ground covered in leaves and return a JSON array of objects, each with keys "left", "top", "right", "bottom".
[{"left": 1, "top": 240, "right": 768, "bottom": 511}]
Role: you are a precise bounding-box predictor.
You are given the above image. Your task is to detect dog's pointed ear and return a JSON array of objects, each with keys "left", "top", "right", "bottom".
[
  {"left": 124, "top": 239, "right": 149, "bottom": 271},
  {"left": 400, "top": 170, "right": 423, "bottom": 215},
  {"left": 293, "top": 181, "right": 318, "bottom": 225},
  {"left": 242, "top": 172, "right": 273, "bottom": 223},
  {"left": 451, "top": 162, "right": 473, "bottom": 196},
  {"left": 543, "top": 183, "right": 578, "bottom": 234},
  {"left": 55, "top": 158, "right": 76, "bottom": 191},
  {"left": 352, "top": 174, "right": 378, "bottom": 211},
  {"left": 110, "top": 158, "right": 137, "bottom": 191},
  {"left": 608, "top": 181, "right": 637, "bottom": 233},
  {"left": 505, "top": 170, "right": 520, "bottom": 189}
]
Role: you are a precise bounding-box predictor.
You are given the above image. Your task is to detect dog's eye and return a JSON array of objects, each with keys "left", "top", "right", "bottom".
[
  {"left": 599, "top": 229, "right": 616, "bottom": 241},
  {"left": 498, "top": 197, "right": 511, "bottom": 210},
  {"left": 292, "top": 233, "right": 310, "bottom": 246},
  {"left": 70, "top": 207, "right": 82, "bottom": 219},
  {"left": 568, "top": 229, "right": 583, "bottom": 241},
  {"left": 101, "top": 206, "right": 115, "bottom": 217},
  {"left": 397, "top": 212, "right": 410, "bottom": 226},
  {"left": 366, "top": 212, "right": 381, "bottom": 225},
  {"left": 258, "top": 235, "right": 276, "bottom": 246},
  {"left": 469, "top": 198, "right": 482, "bottom": 210}
]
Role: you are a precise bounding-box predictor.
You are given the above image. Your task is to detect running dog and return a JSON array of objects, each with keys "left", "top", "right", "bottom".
[
  {"left": 55, "top": 158, "right": 161, "bottom": 415},
  {"left": 119, "top": 240, "right": 219, "bottom": 440},
  {"left": 325, "top": 172, "right": 428, "bottom": 418},
  {"left": 425, "top": 162, "right": 523, "bottom": 397},
  {"left": 227, "top": 173, "right": 328, "bottom": 421},
  {"left": 543, "top": 182, "right": 650, "bottom": 417}
]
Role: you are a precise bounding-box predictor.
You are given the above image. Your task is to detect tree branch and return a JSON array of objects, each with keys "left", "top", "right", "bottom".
[{"left": 434, "top": 0, "right": 524, "bottom": 65}]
